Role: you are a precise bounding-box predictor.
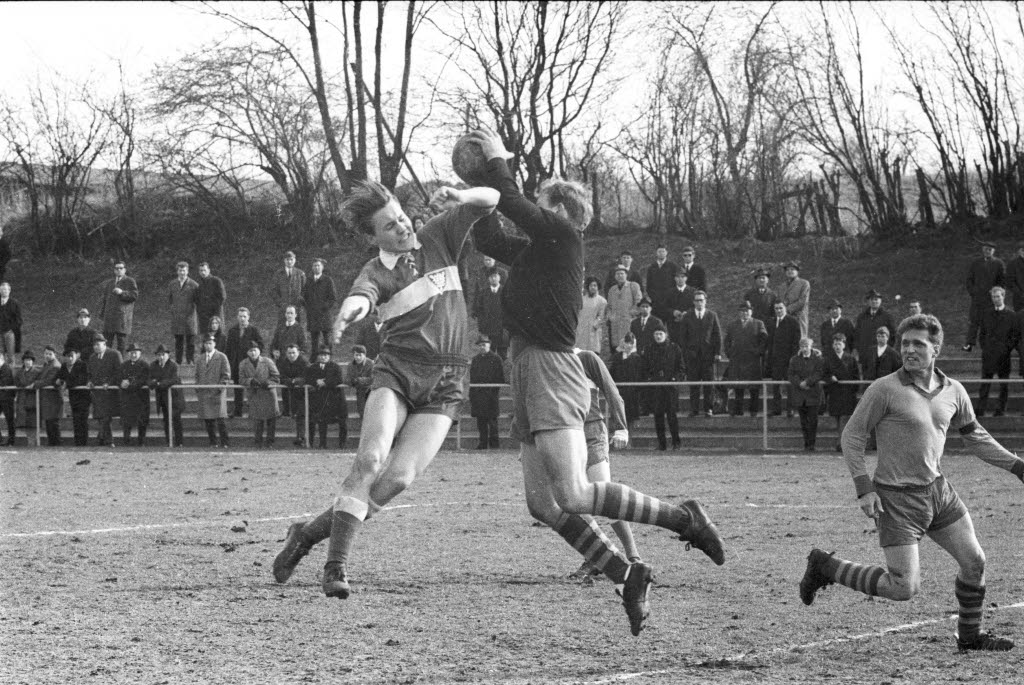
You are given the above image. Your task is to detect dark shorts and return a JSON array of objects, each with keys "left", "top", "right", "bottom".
[
  {"left": 371, "top": 353, "right": 466, "bottom": 421},
  {"left": 508, "top": 342, "right": 589, "bottom": 445},
  {"left": 874, "top": 475, "right": 969, "bottom": 548},
  {"left": 584, "top": 420, "right": 609, "bottom": 468}
]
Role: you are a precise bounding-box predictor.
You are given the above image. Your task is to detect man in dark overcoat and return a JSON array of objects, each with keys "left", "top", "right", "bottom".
[
  {"left": 473, "top": 268, "right": 507, "bottom": 359},
  {"left": 226, "top": 307, "right": 264, "bottom": 417},
  {"left": 645, "top": 245, "right": 679, "bottom": 323},
  {"left": 665, "top": 270, "right": 696, "bottom": 345},
  {"left": 628, "top": 299, "right": 663, "bottom": 357},
  {"left": 195, "top": 262, "right": 227, "bottom": 335},
  {"left": 119, "top": 343, "right": 150, "bottom": 445},
  {"left": 304, "top": 346, "right": 346, "bottom": 449},
  {"left": 302, "top": 258, "right": 337, "bottom": 356},
  {"left": 96, "top": 261, "right": 138, "bottom": 354},
  {"left": 87, "top": 333, "right": 122, "bottom": 446},
  {"left": 819, "top": 299, "right": 856, "bottom": 350},
  {"left": 743, "top": 268, "right": 777, "bottom": 325},
  {"left": 57, "top": 348, "right": 90, "bottom": 446},
  {"left": 963, "top": 241, "right": 1005, "bottom": 350},
  {"left": 469, "top": 335, "right": 504, "bottom": 449},
  {"left": 853, "top": 289, "right": 897, "bottom": 379},
  {"left": 168, "top": 261, "right": 200, "bottom": 365},
  {"left": 272, "top": 250, "right": 306, "bottom": 327},
  {"left": 610, "top": 333, "right": 645, "bottom": 427},
  {"left": 0, "top": 353, "right": 15, "bottom": 444},
  {"left": 788, "top": 338, "right": 824, "bottom": 451},
  {"left": 724, "top": 301, "right": 768, "bottom": 416},
  {"left": 345, "top": 344, "right": 374, "bottom": 418},
  {"left": 150, "top": 344, "right": 184, "bottom": 447},
  {"left": 678, "top": 290, "right": 722, "bottom": 416},
  {"left": 1005, "top": 242, "right": 1024, "bottom": 311},
  {"left": 278, "top": 343, "right": 309, "bottom": 446},
  {"left": 63, "top": 308, "right": 98, "bottom": 361},
  {"left": 644, "top": 323, "right": 683, "bottom": 450},
  {"left": 977, "top": 286, "right": 1021, "bottom": 416},
  {"left": 765, "top": 300, "right": 801, "bottom": 416}
]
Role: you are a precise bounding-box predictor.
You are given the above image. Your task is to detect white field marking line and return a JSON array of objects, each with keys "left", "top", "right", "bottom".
[
  {"left": 0, "top": 502, "right": 521, "bottom": 538},
  {"left": 745, "top": 503, "right": 848, "bottom": 509},
  {"left": 580, "top": 601, "right": 1024, "bottom": 684}
]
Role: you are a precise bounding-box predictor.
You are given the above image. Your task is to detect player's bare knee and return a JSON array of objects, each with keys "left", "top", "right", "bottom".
[
  {"left": 959, "top": 549, "right": 986, "bottom": 584},
  {"left": 548, "top": 481, "right": 590, "bottom": 514},
  {"left": 350, "top": 447, "right": 387, "bottom": 482},
  {"left": 885, "top": 573, "right": 920, "bottom": 601}
]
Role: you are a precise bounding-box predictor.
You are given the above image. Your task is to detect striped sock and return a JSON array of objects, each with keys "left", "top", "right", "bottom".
[
  {"left": 303, "top": 507, "right": 334, "bottom": 544},
  {"left": 551, "top": 512, "right": 630, "bottom": 584},
  {"left": 830, "top": 557, "right": 885, "bottom": 596},
  {"left": 591, "top": 482, "right": 687, "bottom": 532},
  {"left": 325, "top": 497, "right": 368, "bottom": 567},
  {"left": 955, "top": 577, "right": 985, "bottom": 643}
]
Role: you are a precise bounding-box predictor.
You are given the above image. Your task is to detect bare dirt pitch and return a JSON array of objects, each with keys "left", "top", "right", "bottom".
[{"left": 2, "top": 447, "right": 1022, "bottom": 684}]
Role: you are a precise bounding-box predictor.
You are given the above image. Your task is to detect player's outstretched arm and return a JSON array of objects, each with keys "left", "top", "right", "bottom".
[
  {"left": 333, "top": 296, "right": 372, "bottom": 344},
  {"left": 430, "top": 186, "right": 499, "bottom": 211}
]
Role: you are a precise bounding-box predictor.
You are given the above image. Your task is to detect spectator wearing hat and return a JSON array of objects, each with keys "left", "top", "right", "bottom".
[
  {"left": 963, "top": 241, "right": 1005, "bottom": 351},
  {"left": 629, "top": 298, "right": 663, "bottom": 357},
  {"left": 645, "top": 245, "right": 679, "bottom": 323},
  {"left": 678, "top": 290, "right": 722, "bottom": 417},
  {"left": 96, "top": 261, "right": 138, "bottom": 354},
  {"left": 119, "top": 343, "right": 150, "bottom": 446},
  {"left": 724, "top": 301, "right": 768, "bottom": 416},
  {"left": 279, "top": 343, "right": 310, "bottom": 446},
  {"left": 150, "top": 344, "right": 184, "bottom": 447},
  {"left": 354, "top": 314, "right": 383, "bottom": 361},
  {"left": 472, "top": 255, "right": 508, "bottom": 314},
  {"left": 788, "top": 337, "right": 824, "bottom": 451},
  {"left": 822, "top": 332, "right": 860, "bottom": 452},
  {"left": 0, "top": 282, "right": 22, "bottom": 362},
  {"left": 302, "top": 257, "right": 337, "bottom": 356},
  {"left": 610, "top": 332, "right": 645, "bottom": 427},
  {"left": 977, "top": 286, "right": 1020, "bottom": 417},
  {"left": 34, "top": 346, "right": 63, "bottom": 446},
  {"left": 603, "top": 250, "right": 642, "bottom": 294},
  {"left": 273, "top": 250, "right": 306, "bottom": 327},
  {"left": 238, "top": 340, "right": 280, "bottom": 448},
  {"left": 605, "top": 264, "right": 642, "bottom": 353},
  {"left": 168, "top": 261, "right": 200, "bottom": 365},
  {"left": 819, "top": 300, "right": 855, "bottom": 351},
  {"left": 854, "top": 290, "right": 897, "bottom": 379},
  {"left": 469, "top": 335, "right": 504, "bottom": 449},
  {"left": 304, "top": 346, "right": 346, "bottom": 449},
  {"left": 271, "top": 305, "right": 308, "bottom": 360},
  {"left": 780, "top": 262, "right": 810, "bottom": 338},
  {"left": 1005, "top": 242, "right": 1024, "bottom": 311},
  {"left": 14, "top": 350, "right": 41, "bottom": 444},
  {"left": 226, "top": 307, "right": 265, "bottom": 417},
  {"left": 87, "top": 333, "right": 122, "bottom": 447},
  {"left": 63, "top": 308, "right": 98, "bottom": 362},
  {"left": 195, "top": 262, "right": 227, "bottom": 336},
  {"left": 575, "top": 277, "right": 606, "bottom": 355},
  {"left": 743, "top": 268, "right": 778, "bottom": 325},
  {"left": 57, "top": 347, "right": 90, "bottom": 446},
  {"left": 765, "top": 300, "right": 801, "bottom": 416},
  {"left": 0, "top": 352, "right": 15, "bottom": 445},
  {"left": 863, "top": 326, "right": 902, "bottom": 381},
  {"left": 346, "top": 344, "right": 374, "bottom": 418},
  {"left": 665, "top": 269, "right": 697, "bottom": 345},
  {"left": 643, "top": 321, "right": 683, "bottom": 450},
  {"left": 195, "top": 333, "right": 231, "bottom": 448},
  {"left": 678, "top": 246, "right": 706, "bottom": 293},
  {"left": 473, "top": 267, "right": 507, "bottom": 359}
]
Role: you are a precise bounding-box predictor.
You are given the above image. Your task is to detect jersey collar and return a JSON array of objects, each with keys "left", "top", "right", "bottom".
[{"left": 379, "top": 236, "right": 423, "bottom": 270}]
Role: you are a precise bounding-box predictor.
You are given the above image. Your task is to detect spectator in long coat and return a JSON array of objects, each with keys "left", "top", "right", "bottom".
[
  {"left": 96, "top": 261, "right": 137, "bottom": 353},
  {"left": 195, "top": 333, "right": 231, "bottom": 448},
  {"left": 302, "top": 258, "right": 337, "bottom": 356},
  {"left": 226, "top": 307, "right": 264, "bottom": 417},
  {"left": 724, "top": 301, "right": 768, "bottom": 416},
  {"left": 644, "top": 323, "right": 683, "bottom": 450},
  {"left": 304, "top": 347, "right": 346, "bottom": 449},
  {"left": 34, "top": 346, "right": 63, "bottom": 446},
  {"left": 87, "top": 334, "right": 122, "bottom": 446},
  {"left": 1004, "top": 241, "right": 1024, "bottom": 311},
  {"left": 0, "top": 354, "right": 16, "bottom": 445},
  {"left": 862, "top": 327, "right": 902, "bottom": 381},
  {"left": 0, "top": 282, "right": 22, "bottom": 361},
  {"left": 780, "top": 261, "right": 811, "bottom": 337},
  {"left": 765, "top": 300, "right": 801, "bottom": 416},
  {"left": 272, "top": 250, "right": 306, "bottom": 327},
  {"left": 150, "top": 344, "right": 184, "bottom": 447},
  {"left": 603, "top": 250, "right": 642, "bottom": 294},
  {"left": 645, "top": 245, "right": 679, "bottom": 323},
  {"left": 575, "top": 277, "right": 606, "bottom": 354},
  {"left": 788, "top": 338, "right": 824, "bottom": 451},
  {"left": 977, "top": 286, "right": 1021, "bottom": 416},
  {"left": 469, "top": 335, "right": 504, "bottom": 449},
  {"left": 345, "top": 344, "right": 374, "bottom": 418},
  {"left": 14, "top": 351, "right": 41, "bottom": 444},
  {"left": 277, "top": 344, "right": 309, "bottom": 446},
  {"left": 271, "top": 305, "right": 308, "bottom": 360},
  {"left": 238, "top": 341, "right": 280, "bottom": 448},
  {"left": 853, "top": 289, "right": 896, "bottom": 378},
  {"left": 119, "top": 343, "right": 150, "bottom": 446},
  {"left": 473, "top": 269, "right": 507, "bottom": 359},
  {"left": 629, "top": 299, "right": 663, "bottom": 357},
  {"left": 742, "top": 268, "right": 777, "bottom": 325},
  {"left": 63, "top": 308, "right": 98, "bottom": 361},
  {"left": 57, "top": 348, "right": 90, "bottom": 446},
  {"left": 168, "top": 261, "right": 200, "bottom": 365},
  {"left": 819, "top": 299, "right": 856, "bottom": 350},
  {"left": 678, "top": 290, "right": 722, "bottom": 416},
  {"left": 472, "top": 255, "right": 508, "bottom": 313},
  {"left": 678, "top": 246, "right": 707, "bottom": 292},
  {"left": 355, "top": 316, "right": 383, "bottom": 361},
  {"left": 605, "top": 265, "right": 642, "bottom": 353},
  {"left": 963, "top": 240, "right": 1005, "bottom": 350},
  {"left": 665, "top": 270, "right": 697, "bottom": 345},
  {"left": 195, "top": 262, "right": 226, "bottom": 335},
  {"left": 610, "top": 333, "right": 645, "bottom": 427},
  {"left": 822, "top": 333, "right": 859, "bottom": 452}
]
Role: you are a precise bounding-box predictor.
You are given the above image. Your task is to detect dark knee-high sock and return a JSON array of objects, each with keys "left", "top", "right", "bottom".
[
  {"left": 325, "top": 497, "right": 367, "bottom": 568},
  {"left": 955, "top": 577, "right": 985, "bottom": 642},
  {"left": 826, "top": 555, "right": 885, "bottom": 596},
  {"left": 591, "top": 482, "right": 690, "bottom": 532},
  {"left": 551, "top": 512, "right": 629, "bottom": 584},
  {"left": 303, "top": 507, "right": 334, "bottom": 544}
]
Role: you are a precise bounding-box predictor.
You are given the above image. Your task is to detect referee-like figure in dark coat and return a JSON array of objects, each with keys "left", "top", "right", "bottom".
[
  {"left": 469, "top": 335, "right": 504, "bottom": 449},
  {"left": 58, "top": 348, "right": 90, "bottom": 446}
]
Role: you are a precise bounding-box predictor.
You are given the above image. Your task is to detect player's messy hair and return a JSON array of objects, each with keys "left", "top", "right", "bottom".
[
  {"left": 538, "top": 178, "right": 593, "bottom": 230},
  {"left": 343, "top": 181, "right": 397, "bottom": 236},
  {"left": 897, "top": 313, "right": 944, "bottom": 347}
]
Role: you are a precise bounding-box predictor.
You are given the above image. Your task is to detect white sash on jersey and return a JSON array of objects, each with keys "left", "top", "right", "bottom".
[{"left": 377, "top": 265, "right": 462, "bottom": 323}]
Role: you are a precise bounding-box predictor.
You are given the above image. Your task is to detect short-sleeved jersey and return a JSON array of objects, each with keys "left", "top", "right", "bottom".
[{"left": 348, "top": 203, "right": 492, "bottom": 367}]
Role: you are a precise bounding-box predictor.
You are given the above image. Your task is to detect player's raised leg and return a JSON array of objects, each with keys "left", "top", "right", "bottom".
[{"left": 800, "top": 543, "right": 919, "bottom": 606}]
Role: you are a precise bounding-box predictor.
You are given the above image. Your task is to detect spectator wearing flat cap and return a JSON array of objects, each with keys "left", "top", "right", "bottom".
[
  {"left": 0, "top": 353, "right": 15, "bottom": 445},
  {"left": 87, "top": 333, "right": 122, "bottom": 447},
  {"left": 119, "top": 343, "right": 150, "bottom": 446},
  {"left": 853, "top": 290, "right": 896, "bottom": 379},
  {"left": 605, "top": 264, "right": 642, "bottom": 353},
  {"left": 470, "top": 335, "right": 504, "bottom": 449},
  {"left": 665, "top": 269, "right": 698, "bottom": 345},
  {"left": 743, "top": 268, "right": 778, "bottom": 325},
  {"left": 302, "top": 257, "right": 337, "bottom": 356},
  {"left": 238, "top": 340, "right": 280, "bottom": 448},
  {"left": 271, "top": 305, "right": 308, "bottom": 360},
  {"left": 724, "top": 301, "right": 768, "bottom": 416},
  {"left": 819, "top": 299, "right": 855, "bottom": 351},
  {"left": 346, "top": 344, "right": 374, "bottom": 418},
  {"left": 34, "top": 346, "right": 63, "bottom": 446},
  {"left": 195, "top": 262, "right": 226, "bottom": 336},
  {"left": 195, "top": 333, "right": 231, "bottom": 448},
  {"left": 963, "top": 241, "right": 1005, "bottom": 351},
  {"left": 57, "top": 348, "right": 89, "bottom": 446},
  {"left": 603, "top": 250, "right": 642, "bottom": 294},
  {"left": 278, "top": 343, "right": 309, "bottom": 446},
  {"left": 645, "top": 245, "right": 679, "bottom": 323},
  {"left": 1004, "top": 242, "right": 1024, "bottom": 311},
  {"left": 678, "top": 290, "right": 722, "bottom": 417},
  {"left": 629, "top": 298, "right": 663, "bottom": 358},
  {"left": 96, "top": 261, "right": 137, "bottom": 354},
  {"left": 64, "top": 308, "right": 98, "bottom": 362},
  {"left": 304, "top": 346, "right": 346, "bottom": 449},
  {"left": 168, "top": 261, "right": 199, "bottom": 366},
  {"left": 0, "top": 282, "right": 22, "bottom": 362},
  {"left": 977, "top": 286, "right": 1020, "bottom": 417},
  {"left": 14, "top": 350, "right": 41, "bottom": 444},
  {"left": 780, "top": 261, "right": 810, "bottom": 337},
  {"left": 643, "top": 321, "right": 683, "bottom": 451},
  {"left": 765, "top": 300, "right": 801, "bottom": 416},
  {"left": 226, "top": 307, "right": 265, "bottom": 417},
  {"left": 150, "top": 344, "right": 184, "bottom": 447}
]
